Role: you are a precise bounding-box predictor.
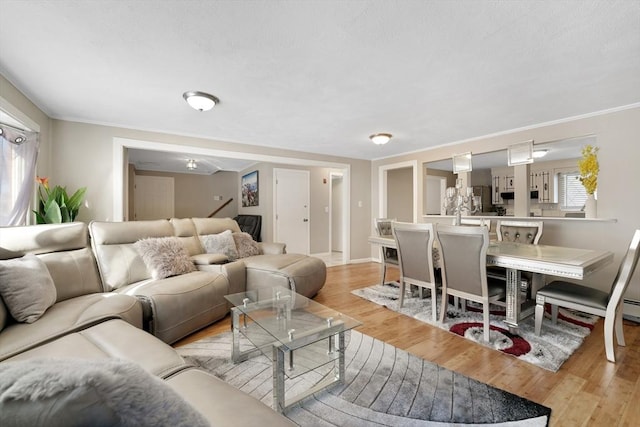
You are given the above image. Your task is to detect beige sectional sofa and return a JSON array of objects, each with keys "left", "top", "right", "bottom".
[
  {"left": 89, "top": 216, "right": 326, "bottom": 344},
  {"left": 0, "top": 220, "right": 323, "bottom": 426}
]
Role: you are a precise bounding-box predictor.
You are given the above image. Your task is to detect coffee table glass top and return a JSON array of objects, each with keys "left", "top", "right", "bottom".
[
  {"left": 226, "top": 287, "right": 361, "bottom": 347},
  {"left": 225, "top": 287, "right": 361, "bottom": 378}
]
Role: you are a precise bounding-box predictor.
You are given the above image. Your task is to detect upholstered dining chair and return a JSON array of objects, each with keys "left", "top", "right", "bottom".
[
  {"left": 535, "top": 229, "right": 640, "bottom": 363},
  {"left": 374, "top": 218, "right": 399, "bottom": 286},
  {"left": 496, "top": 220, "right": 543, "bottom": 244},
  {"left": 490, "top": 220, "right": 544, "bottom": 300},
  {"left": 456, "top": 218, "right": 491, "bottom": 231},
  {"left": 436, "top": 224, "right": 506, "bottom": 343},
  {"left": 392, "top": 222, "right": 438, "bottom": 319}
]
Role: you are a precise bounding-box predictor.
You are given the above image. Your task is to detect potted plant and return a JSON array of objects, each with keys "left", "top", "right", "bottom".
[
  {"left": 577, "top": 145, "right": 599, "bottom": 218},
  {"left": 34, "top": 176, "right": 87, "bottom": 223}
]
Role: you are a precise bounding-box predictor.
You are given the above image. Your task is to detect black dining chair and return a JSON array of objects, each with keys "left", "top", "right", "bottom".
[{"left": 534, "top": 229, "right": 640, "bottom": 363}]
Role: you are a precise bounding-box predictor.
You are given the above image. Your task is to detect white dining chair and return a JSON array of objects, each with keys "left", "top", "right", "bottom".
[
  {"left": 392, "top": 221, "right": 438, "bottom": 320},
  {"left": 534, "top": 229, "right": 640, "bottom": 363},
  {"left": 374, "top": 218, "right": 399, "bottom": 286}
]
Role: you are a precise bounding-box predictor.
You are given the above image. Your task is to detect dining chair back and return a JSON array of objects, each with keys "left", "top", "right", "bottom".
[
  {"left": 392, "top": 222, "right": 438, "bottom": 319},
  {"left": 455, "top": 218, "right": 492, "bottom": 231},
  {"left": 534, "top": 229, "right": 640, "bottom": 362},
  {"left": 436, "top": 224, "right": 506, "bottom": 342},
  {"left": 374, "top": 218, "right": 399, "bottom": 286},
  {"left": 496, "top": 220, "right": 543, "bottom": 244}
]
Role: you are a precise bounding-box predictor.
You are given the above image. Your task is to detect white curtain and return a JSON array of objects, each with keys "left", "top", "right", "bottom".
[{"left": 0, "top": 124, "right": 39, "bottom": 226}]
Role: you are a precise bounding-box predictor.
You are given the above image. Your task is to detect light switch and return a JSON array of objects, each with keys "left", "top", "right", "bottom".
[
  {"left": 358, "top": 201, "right": 363, "bottom": 208},
  {"left": 324, "top": 206, "right": 329, "bottom": 213}
]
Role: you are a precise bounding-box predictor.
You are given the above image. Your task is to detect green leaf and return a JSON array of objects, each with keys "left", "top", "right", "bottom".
[
  {"left": 66, "top": 187, "right": 87, "bottom": 212},
  {"left": 44, "top": 199, "right": 62, "bottom": 223},
  {"left": 60, "top": 206, "right": 71, "bottom": 223}
]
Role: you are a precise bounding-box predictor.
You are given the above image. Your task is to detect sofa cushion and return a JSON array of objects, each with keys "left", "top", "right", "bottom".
[
  {"left": 200, "top": 230, "right": 238, "bottom": 260},
  {"left": 233, "top": 232, "right": 261, "bottom": 258},
  {"left": 134, "top": 237, "right": 196, "bottom": 280},
  {"left": 115, "top": 271, "right": 230, "bottom": 344},
  {"left": 0, "top": 255, "right": 57, "bottom": 323},
  {"left": 0, "top": 293, "right": 142, "bottom": 362},
  {"left": 0, "top": 358, "right": 208, "bottom": 427}
]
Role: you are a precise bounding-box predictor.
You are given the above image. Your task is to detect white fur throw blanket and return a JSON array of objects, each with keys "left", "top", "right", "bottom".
[{"left": 0, "top": 358, "right": 208, "bottom": 427}]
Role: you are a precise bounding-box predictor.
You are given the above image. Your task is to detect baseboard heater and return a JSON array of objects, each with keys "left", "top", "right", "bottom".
[{"left": 623, "top": 298, "right": 640, "bottom": 323}]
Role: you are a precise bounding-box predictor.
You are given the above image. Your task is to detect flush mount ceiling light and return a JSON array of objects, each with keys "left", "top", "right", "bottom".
[
  {"left": 370, "top": 133, "right": 392, "bottom": 145},
  {"left": 186, "top": 159, "right": 198, "bottom": 170},
  {"left": 533, "top": 149, "right": 549, "bottom": 159},
  {"left": 183, "top": 91, "right": 220, "bottom": 112}
]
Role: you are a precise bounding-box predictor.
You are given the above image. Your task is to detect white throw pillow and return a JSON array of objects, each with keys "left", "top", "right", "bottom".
[
  {"left": 0, "top": 254, "right": 57, "bottom": 323},
  {"left": 134, "top": 237, "right": 196, "bottom": 280},
  {"left": 200, "top": 230, "right": 238, "bottom": 261}
]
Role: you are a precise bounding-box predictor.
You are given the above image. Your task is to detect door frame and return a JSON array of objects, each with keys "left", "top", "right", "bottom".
[
  {"left": 378, "top": 160, "right": 418, "bottom": 222},
  {"left": 328, "top": 171, "right": 345, "bottom": 263},
  {"left": 112, "top": 137, "right": 351, "bottom": 262}
]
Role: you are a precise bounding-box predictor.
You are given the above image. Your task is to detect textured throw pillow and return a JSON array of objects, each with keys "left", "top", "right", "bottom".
[
  {"left": 233, "top": 232, "right": 261, "bottom": 258},
  {"left": 0, "top": 358, "right": 209, "bottom": 427},
  {"left": 134, "top": 237, "right": 196, "bottom": 280},
  {"left": 199, "top": 230, "right": 238, "bottom": 261},
  {"left": 0, "top": 255, "right": 57, "bottom": 323}
]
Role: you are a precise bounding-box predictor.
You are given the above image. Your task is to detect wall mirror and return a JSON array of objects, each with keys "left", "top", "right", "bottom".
[{"left": 424, "top": 134, "right": 596, "bottom": 217}]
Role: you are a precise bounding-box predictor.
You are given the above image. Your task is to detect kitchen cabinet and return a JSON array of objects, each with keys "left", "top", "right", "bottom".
[{"left": 491, "top": 167, "right": 514, "bottom": 205}]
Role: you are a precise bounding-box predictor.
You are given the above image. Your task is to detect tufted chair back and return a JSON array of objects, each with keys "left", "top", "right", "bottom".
[{"left": 496, "top": 221, "right": 543, "bottom": 244}]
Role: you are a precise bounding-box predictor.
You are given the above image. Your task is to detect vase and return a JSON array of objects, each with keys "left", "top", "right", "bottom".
[{"left": 585, "top": 194, "right": 597, "bottom": 219}]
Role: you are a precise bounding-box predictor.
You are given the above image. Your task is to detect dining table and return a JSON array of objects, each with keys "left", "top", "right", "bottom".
[{"left": 368, "top": 235, "right": 614, "bottom": 333}]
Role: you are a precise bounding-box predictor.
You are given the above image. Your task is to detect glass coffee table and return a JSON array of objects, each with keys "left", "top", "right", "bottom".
[{"left": 225, "top": 287, "right": 361, "bottom": 413}]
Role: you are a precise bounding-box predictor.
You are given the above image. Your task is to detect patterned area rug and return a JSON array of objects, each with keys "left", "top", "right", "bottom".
[
  {"left": 353, "top": 282, "right": 599, "bottom": 371},
  {"left": 177, "top": 330, "right": 551, "bottom": 426}
]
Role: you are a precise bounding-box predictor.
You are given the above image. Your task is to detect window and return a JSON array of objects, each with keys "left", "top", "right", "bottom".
[
  {"left": 557, "top": 171, "right": 588, "bottom": 211},
  {"left": 0, "top": 116, "right": 39, "bottom": 226}
]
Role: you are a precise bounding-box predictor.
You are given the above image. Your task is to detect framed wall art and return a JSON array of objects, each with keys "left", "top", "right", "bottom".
[{"left": 241, "top": 170, "right": 259, "bottom": 207}]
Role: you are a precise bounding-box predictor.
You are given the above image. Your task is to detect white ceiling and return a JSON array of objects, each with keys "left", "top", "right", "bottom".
[{"left": 1, "top": 0, "right": 639, "bottom": 165}]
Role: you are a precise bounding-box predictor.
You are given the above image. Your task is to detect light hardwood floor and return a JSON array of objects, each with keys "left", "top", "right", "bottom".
[{"left": 175, "top": 262, "right": 640, "bottom": 426}]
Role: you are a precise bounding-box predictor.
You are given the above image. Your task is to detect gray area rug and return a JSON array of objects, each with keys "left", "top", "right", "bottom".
[
  {"left": 353, "top": 282, "right": 598, "bottom": 371},
  {"left": 177, "top": 330, "right": 551, "bottom": 426}
]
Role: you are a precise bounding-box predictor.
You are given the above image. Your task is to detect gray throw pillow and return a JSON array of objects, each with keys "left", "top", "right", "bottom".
[
  {"left": 0, "top": 358, "right": 209, "bottom": 427},
  {"left": 233, "top": 232, "right": 261, "bottom": 258},
  {"left": 134, "top": 237, "right": 196, "bottom": 280},
  {"left": 200, "top": 230, "right": 238, "bottom": 261},
  {"left": 0, "top": 255, "right": 57, "bottom": 323}
]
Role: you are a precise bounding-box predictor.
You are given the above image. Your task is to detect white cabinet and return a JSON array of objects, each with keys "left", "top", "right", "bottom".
[
  {"left": 491, "top": 167, "right": 514, "bottom": 205},
  {"left": 529, "top": 168, "right": 557, "bottom": 203}
]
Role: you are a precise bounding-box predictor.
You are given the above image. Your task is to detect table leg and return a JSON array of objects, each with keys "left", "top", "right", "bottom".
[
  {"left": 273, "top": 345, "right": 286, "bottom": 413},
  {"left": 504, "top": 268, "right": 522, "bottom": 333},
  {"left": 231, "top": 308, "right": 241, "bottom": 363}
]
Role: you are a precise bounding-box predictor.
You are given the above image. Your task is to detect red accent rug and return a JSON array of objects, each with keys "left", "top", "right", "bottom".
[{"left": 352, "top": 282, "right": 598, "bottom": 371}]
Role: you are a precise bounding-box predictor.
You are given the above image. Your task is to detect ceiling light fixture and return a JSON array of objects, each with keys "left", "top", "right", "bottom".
[
  {"left": 186, "top": 159, "right": 198, "bottom": 170},
  {"left": 183, "top": 91, "right": 220, "bottom": 112},
  {"left": 370, "top": 133, "right": 392, "bottom": 145},
  {"left": 533, "top": 149, "right": 549, "bottom": 159}
]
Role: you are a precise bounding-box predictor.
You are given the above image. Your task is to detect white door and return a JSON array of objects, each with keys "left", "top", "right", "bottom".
[
  {"left": 274, "top": 169, "right": 310, "bottom": 255},
  {"left": 134, "top": 175, "right": 175, "bottom": 220}
]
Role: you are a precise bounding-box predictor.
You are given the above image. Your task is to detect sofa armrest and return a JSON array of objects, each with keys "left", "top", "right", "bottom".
[
  {"left": 196, "top": 260, "right": 247, "bottom": 295},
  {"left": 191, "top": 253, "right": 229, "bottom": 265},
  {"left": 258, "top": 242, "right": 286, "bottom": 255}
]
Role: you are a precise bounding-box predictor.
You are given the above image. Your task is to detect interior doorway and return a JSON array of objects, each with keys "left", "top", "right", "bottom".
[
  {"left": 329, "top": 172, "right": 345, "bottom": 265},
  {"left": 134, "top": 175, "right": 175, "bottom": 220}
]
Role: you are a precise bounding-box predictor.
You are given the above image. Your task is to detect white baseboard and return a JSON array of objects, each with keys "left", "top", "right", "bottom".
[{"left": 349, "top": 257, "right": 375, "bottom": 264}]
